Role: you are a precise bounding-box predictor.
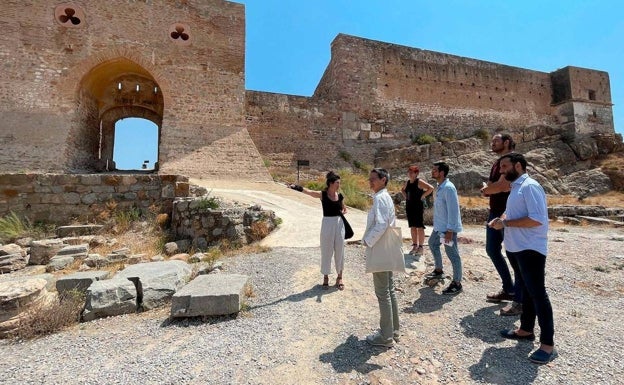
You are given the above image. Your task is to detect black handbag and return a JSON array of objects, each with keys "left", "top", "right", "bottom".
[{"left": 340, "top": 214, "right": 354, "bottom": 239}]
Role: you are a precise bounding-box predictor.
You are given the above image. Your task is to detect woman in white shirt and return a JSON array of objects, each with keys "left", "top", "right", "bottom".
[{"left": 362, "top": 168, "right": 400, "bottom": 347}]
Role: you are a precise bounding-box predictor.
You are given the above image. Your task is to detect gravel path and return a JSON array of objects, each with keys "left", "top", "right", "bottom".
[{"left": 1, "top": 225, "right": 623, "bottom": 385}]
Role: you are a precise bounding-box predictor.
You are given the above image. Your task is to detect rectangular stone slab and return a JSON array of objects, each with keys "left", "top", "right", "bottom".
[
  {"left": 171, "top": 274, "right": 250, "bottom": 317},
  {"left": 56, "top": 271, "right": 110, "bottom": 296}
]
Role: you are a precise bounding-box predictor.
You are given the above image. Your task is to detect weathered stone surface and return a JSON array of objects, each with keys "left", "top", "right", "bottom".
[
  {"left": 46, "top": 256, "right": 75, "bottom": 272},
  {"left": 0, "top": 253, "right": 29, "bottom": 273},
  {"left": 29, "top": 239, "right": 64, "bottom": 265},
  {"left": 164, "top": 242, "right": 178, "bottom": 256},
  {"left": 0, "top": 244, "right": 25, "bottom": 257},
  {"left": 115, "top": 261, "right": 192, "bottom": 310},
  {"left": 171, "top": 274, "right": 250, "bottom": 317},
  {"left": 81, "top": 260, "right": 194, "bottom": 321},
  {"left": 0, "top": 276, "right": 55, "bottom": 336},
  {"left": 82, "top": 279, "right": 137, "bottom": 322},
  {"left": 55, "top": 244, "right": 89, "bottom": 258},
  {"left": 84, "top": 254, "right": 109, "bottom": 268},
  {"left": 56, "top": 271, "right": 110, "bottom": 296},
  {"left": 56, "top": 225, "right": 104, "bottom": 237}
]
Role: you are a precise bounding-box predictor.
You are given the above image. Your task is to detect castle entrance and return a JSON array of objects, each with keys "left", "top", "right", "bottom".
[{"left": 73, "top": 58, "right": 164, "bottom": 172}]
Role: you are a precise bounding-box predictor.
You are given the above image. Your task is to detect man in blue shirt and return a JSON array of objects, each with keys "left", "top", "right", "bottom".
[
  {"left": 426, "top": 161, "right": 463, "bottom": 295},
  {"left": 489, "top": 153, "right": 555, "bottom": 364}
]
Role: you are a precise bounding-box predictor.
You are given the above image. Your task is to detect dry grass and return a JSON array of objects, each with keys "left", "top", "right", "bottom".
[
  {"left": 8, "top": 290, "right": 84, "bottom": 340},
  {"left": 249, "top": 220, "right": 271, "bottom": 241},
  {"left": 548, "top": 191, "right": 624, "bottom": 206}
]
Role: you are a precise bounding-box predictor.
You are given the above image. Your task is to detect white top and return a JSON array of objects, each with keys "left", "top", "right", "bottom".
[
  {"left": 503, "top": 173, "right": 549, "bottom": 255},
  {"left": 363, "top": 188, "right": 396, "bottom": 247}
]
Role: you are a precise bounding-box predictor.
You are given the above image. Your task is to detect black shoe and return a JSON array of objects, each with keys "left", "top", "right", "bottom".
[
  {"left": 425, "top": 270, "right": 444, "bottom": 279},
  {"left": 442, "top": 281, "right": 463, "bottom": 295}
]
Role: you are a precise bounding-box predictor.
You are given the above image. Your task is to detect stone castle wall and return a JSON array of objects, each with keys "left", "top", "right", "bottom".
[
  {"left": 247, "top": 34, "right": 615, "bottom": 175},
  {"left": 0, "top": 0, "right": 270, "bottom": 181},
  {"left": 0, "top": 174, "right": 189, "bottom": 224}
]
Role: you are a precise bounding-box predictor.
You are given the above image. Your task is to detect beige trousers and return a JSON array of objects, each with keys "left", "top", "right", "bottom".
[{"left": 320, "top": 216, "right": 345, "bottom": 275}]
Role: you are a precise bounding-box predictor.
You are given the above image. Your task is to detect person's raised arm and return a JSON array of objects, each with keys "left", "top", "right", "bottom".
[{"left": 288, "top": 184, "right": 322, "bottom": 199}]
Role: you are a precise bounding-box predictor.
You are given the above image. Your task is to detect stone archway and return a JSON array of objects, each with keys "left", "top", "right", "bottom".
[{"left": 69, "top": 58, "right": 164, "bottom": 172}]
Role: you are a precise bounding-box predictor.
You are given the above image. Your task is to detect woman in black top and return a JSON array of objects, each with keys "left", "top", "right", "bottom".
[
  {"left": 289, "top": 171, "right": 347, "bottom": 290},
  {"left": 401, "top": 165, "right": 434, "bottom": 255}
]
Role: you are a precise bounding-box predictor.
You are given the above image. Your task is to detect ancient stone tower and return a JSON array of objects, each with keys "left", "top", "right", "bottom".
[{"left": 0, "top": 0, "right": 270, "bottom": 180}]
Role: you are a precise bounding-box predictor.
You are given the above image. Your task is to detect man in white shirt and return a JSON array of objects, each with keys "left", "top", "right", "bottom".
[{"left": 489, "top": 153, "right": 555, "bottom": 364}]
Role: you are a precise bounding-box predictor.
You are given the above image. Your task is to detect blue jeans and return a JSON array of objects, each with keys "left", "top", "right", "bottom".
[
  {"left": 428, "top": 230, "right": 462, "bottom": 283},
  {"left": 372, "top": 271, "right": 399, "bottom": 340},
  {"left": 508, "top": 250, "right": 555, "bottom": 346}
]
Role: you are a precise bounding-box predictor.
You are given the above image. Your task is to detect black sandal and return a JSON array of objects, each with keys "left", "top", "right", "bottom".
[{"left": 322, "top": 277, "right": 329, "bottom": 290}]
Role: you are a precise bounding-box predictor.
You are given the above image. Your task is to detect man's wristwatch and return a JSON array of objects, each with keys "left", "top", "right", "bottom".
[{"left": 502, "top": 219, "right": 508, "bottom": 227}]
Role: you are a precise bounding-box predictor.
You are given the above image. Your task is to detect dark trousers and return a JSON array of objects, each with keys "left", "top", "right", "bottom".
[
  {"left": 507, "top": 249, "right": 555, "bottom": 346},
  {"left": 486, "top": 213, "right": 522, "bottom": 302}
]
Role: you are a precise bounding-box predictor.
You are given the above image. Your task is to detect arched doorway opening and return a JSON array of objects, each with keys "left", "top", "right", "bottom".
[
  {"left": 71, "top": 58, "right": 164, "bottom": 172},
  {"left": 113, "top": 118, "right": 159, "bottom": 171}
]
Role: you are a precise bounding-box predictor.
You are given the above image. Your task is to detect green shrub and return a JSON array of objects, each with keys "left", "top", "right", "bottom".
[
  {"left": 438, "top": 135, "right": 455, "bottom": 143},
  {"left": 338, "top": 150, "right": 352, "bottom": 162},
  {"left": 198, "top": 196, "right": 220, "bottom": 210},
  {"left": 413, "top": 134, "right": 437, "bottom": 145},
  {"left": 474, "top": 128, "right": 490, "bottom": 142},
  {"left": 0, "top": 211, "right": 31, "bottom": 242},
  {"left": 304, "top": 180, "right": 325, "bottom": 191}
]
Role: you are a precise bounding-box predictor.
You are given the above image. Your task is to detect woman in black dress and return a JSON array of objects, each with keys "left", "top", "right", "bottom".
[{"left": 401, "top": 165, "right": 434, "bottom": 255}]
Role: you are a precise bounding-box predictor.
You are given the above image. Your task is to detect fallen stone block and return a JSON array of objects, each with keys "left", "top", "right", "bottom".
[
  {"left": 29, "top": 239, "right": 65, "bottom": 265},
  {"left": 0, "top": 244, "right": 25, "bottom": 257},
  {"left": 84, "top": 254, "right": 109, "bottom": 268},
  {"left": 80, "top": 260, "right": 193, "bottom": 321},
  {"left": 56, "top": 271, "right": 110, "bottom": 296},
  {"left": 56, "top": 244, "right": 89, "bottom": 258},
  {"left": 115, "top": 260, "right": 192, "bottom": 310},
  {"left": 0, "top": 253, "right": 29, "bottom": 273},
  {"left": 46, "top": 256, "right": 75, "bottom": 272},
  {"left": 82, "top": 279, "right": 137, "bottom": 322},
  {"left": 0, "top": 276, "right": 55, "bottom": 337},
  {"left": 171, "top": 274, "right": 250, "bottom": 317}
]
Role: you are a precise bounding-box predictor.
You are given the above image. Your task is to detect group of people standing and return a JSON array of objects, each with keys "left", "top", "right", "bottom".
[{"left": 288, "top": 133, "right": 556, "bottom": 364}]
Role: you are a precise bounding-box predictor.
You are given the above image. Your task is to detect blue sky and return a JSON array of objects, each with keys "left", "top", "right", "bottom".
[
  {"left": 116, "top": 0, "right": 623, "bottom": 169},
  {"left": 240, "top": 0, "right": 623, "bottom": 133}
]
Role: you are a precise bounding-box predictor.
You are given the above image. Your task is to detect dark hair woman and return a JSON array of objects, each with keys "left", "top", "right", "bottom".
[
  {"left": 401, "top": 165, "right": 434, "bottom": 255},
  {"left": 288, "top": 171, "right": 347, "bottom": 290}
]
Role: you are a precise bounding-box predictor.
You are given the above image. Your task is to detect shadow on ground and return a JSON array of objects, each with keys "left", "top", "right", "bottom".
[
  {"left": 404, "top": 286, "right": 453, "bottom": 314},
  {"left": 319, "top": 334, "right": 386, "bottom": 374},
  {"left": 251, "top": 284, "right": 334, "bottom": 309},
  {"left": 461, "top": 305, "right": 539, "bottom": 384},
  {"left": 469, "top": 345, "right": 538, "bottom": 384},
  {"left": 460, "top": 305, "right": 518, "bottom": 343}
]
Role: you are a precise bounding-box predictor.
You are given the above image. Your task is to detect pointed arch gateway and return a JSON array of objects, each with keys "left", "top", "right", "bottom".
[{"left": 72, "top": 58, "right": 164, "bottom": 172}]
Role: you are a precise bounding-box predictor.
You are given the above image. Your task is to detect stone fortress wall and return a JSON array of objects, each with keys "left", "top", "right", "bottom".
[
  {"left": 0, "top": 0, "right": 270, "bottom": 180},
  {"left": 0, "top": 1, "right": 619, "bottom": 196},
  {"left": 246, "top": 34, "right": 616, "bottom": 173}
]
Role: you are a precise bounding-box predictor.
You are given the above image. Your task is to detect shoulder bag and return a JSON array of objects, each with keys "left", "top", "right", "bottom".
[
  {"left": 365, "top": 226, "right": 406, "bottom": 273},
  {"left": 340, "top": 213, "right": 354, "bottom": 239}
]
